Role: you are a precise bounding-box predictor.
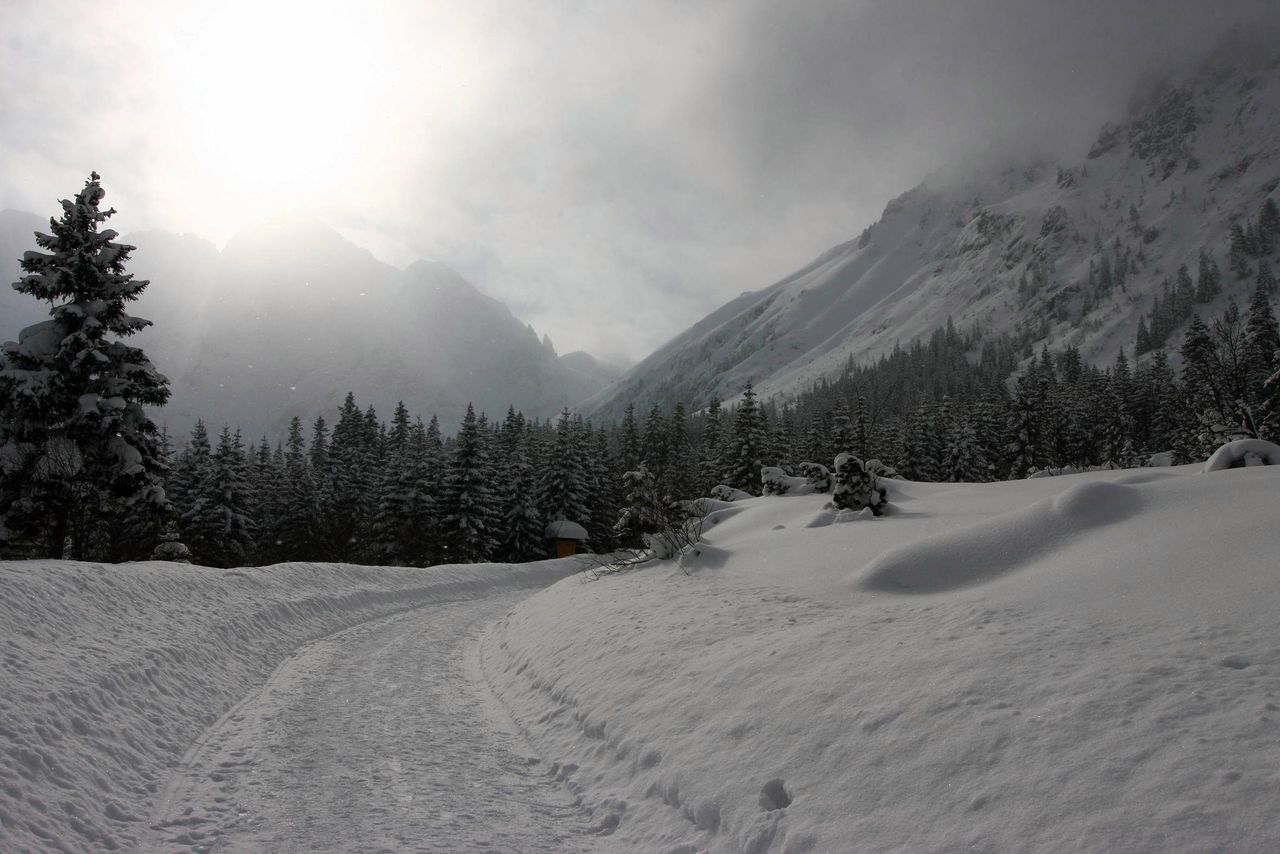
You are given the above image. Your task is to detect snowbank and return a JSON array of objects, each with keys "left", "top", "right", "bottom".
[
  {"left": 1203, "top": 437, "right": 1280, "bottom": 471},
  {"left": 480, "top": 465, "right": 1280, "bottom": 852},
  {"left": 0, "top": 557, "right": 578, "bottom": 852}
]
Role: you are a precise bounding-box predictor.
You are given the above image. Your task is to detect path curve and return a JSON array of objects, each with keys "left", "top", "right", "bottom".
[{"left": 143, "top": 591, "right": 590, "bottom": 852}]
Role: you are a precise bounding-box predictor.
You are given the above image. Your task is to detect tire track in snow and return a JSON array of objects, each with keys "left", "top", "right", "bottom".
[{"left": 144, "top": 591, "right": 590, "bottom": 852}]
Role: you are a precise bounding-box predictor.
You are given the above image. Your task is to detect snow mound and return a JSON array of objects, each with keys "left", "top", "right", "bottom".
[
  {"left": 482, "top": 466, "right": 1280, "bottom": 852},
  {"left": 709, "top": 485, "right": 753, "bottom": 502},
  {"left": 856, "top": 480, "right": 1141, "bottom": 593},
  {"left": 690, "top": 497, "right": 752, "bottom": 531},
  {"left": 0, "top": 558, "right": 576, "bottom": 853},
  {"left": 677, "top": 544, "right": 732, "bottom": 573},
  {"left": 1203, "top": 438, "right": 1280, "bottom": 471}
]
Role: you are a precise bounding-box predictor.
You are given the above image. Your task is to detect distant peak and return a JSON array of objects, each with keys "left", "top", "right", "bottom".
[{"left": 404, "top": 258, "right": 470, "bottom": 287}]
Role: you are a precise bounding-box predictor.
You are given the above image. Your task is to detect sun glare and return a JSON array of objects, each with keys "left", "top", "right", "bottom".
[{"left": 150, "top": 2, "right": 412, "bottom": 232}]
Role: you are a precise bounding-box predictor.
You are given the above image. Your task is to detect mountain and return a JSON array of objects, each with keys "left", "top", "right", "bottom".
[
  {"left": 585, "top": 37, "right": 1280, "bottom": 419},
  {"left": 558, "top": 350, "right": 627, "bottom": 387},
  {"left": 0, "top": 215, "right": 611, "bottom": 439}
]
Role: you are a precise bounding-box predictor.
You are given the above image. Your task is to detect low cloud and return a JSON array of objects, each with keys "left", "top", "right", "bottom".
[{"left": 1, "top": 0, "right": 1274, "bottom": 362}]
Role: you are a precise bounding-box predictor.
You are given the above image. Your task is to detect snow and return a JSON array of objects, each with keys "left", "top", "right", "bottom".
[
  {"left": 709, "top": 484, "right": 754, "bottom": 502},
  {"left": 141, "top": 592, "right": 591, "bottom": 852},
  {"left": 0, "top": 557, "right": 579, "bottom": 852},
  {"left": 481, "top": 464, "right": 1280, "bottom": 852},
  {"left": 6, "top": 464, "right": 1280, "bottom": 852},
  {"left": 545, "top": 519, "right": 589, "bottom": 541},
  {"left": 585, "top": 40, "right": 1280, "bottom": 420},
  {"left": 1203, "top": 437, "right": 1280, "bottom": 471}
]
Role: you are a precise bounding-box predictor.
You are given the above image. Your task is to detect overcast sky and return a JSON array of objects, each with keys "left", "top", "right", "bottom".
[{"left": 1, "top": 0, "right": 1274, "bottom": 364}]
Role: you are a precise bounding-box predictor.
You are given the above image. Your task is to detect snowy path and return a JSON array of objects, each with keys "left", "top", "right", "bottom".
[{"left": 143, "top": 591, "right": 590, "bottom": 853}]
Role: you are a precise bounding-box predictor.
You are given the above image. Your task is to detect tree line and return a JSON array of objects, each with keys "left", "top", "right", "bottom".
[{"left": 3, "top": 174, "right": 1278, "bottom": 565}]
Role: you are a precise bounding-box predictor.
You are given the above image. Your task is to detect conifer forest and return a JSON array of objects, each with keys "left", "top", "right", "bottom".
[{"left": 3, "top": 175, "right": 1279, "bottom": 567}]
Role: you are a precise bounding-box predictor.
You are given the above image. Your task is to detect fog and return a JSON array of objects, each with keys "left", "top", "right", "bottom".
[{"left": 0, "top": 0, "right": 1274, "bottom": 363}]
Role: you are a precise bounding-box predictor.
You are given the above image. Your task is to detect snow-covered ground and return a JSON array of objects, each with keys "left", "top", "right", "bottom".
[
  {"left": 482, "top": 464, "right": 1280, "bottom": 853},
  {"left": 4, "top": 463, "right": 1279, "bottom": 853},
  {"left": 142, "top": 591, "right": 590, "bottom": 852},
  {"left": 0, "top": 558, "right": 579, "bottom": 852}
]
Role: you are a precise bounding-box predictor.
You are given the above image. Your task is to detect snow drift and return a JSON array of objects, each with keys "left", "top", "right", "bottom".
[
  {"left": 0, "top": 558, "right": 577, "bottom": 852},
  {"left": 480, "top": 465, "right": 1280, "bottom": 853}
]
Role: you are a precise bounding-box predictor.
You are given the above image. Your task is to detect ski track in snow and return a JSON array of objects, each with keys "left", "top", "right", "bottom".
[{"left": 143, "top": 592, "right": 591, "bottom": 853}]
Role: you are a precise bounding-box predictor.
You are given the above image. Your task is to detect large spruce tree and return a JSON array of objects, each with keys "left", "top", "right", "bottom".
[{"left": 0, "top": 173, "right": 171, "bottom": 558}]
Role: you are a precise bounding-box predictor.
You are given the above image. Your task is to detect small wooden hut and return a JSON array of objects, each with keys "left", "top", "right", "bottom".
[{"left": 545, "top": 519, "right": 588, "bottom": 558}]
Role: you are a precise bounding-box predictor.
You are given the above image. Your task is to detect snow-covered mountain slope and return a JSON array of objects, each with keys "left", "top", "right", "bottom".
[
  {"left": 586, "top": 39, "right": 1280, "bottom": 418},
  {"left": 0, "top": 216, "right": 610, "bottom": 439},
  {"left": 481, "top": 461, "right": 1280, "bottom": 853},
  {"left": 0, "top": 557, "right": 579, "bottom": 853}
]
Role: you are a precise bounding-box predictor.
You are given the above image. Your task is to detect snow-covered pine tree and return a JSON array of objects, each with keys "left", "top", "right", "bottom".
[
  {"left": 1259, "top": 198, "right": 1280, "bottom": 256},
  {"left": 537, "top": 408, "right": 591, "bottom": 534},
  {"left": 442, "top": 403, "right": 497, "bottom": 563},
  {"left": 943, "top": 411, "right": 986, "bottom": 482},
  {"left": 853, "top": 396, "right": 870, "bottom": 460},
  {"left": 327, "top": 393, "right": 376, "bottom": 560},
  {"left": 829, "top": 399, "right": 852, "bottom": 455},
  {"left": 772, "top": 407, "right": 798, "bottom": 470},
  {"left": 585, "top": 425, "right": 622, "bottom": 553},
  {"left": 1264, "top": 359, "right": 1280, "bottom": 442},
  {"left": 306, "top": 414, "right": 334, "bottom": 558},
  {"left": 666, "top": 402, "right": 698, "bottom": 500},
  {"left": 1006, "top": 373, "right": 1044, "bottom": 478},
  {"left": 758, "top": 405, "right": 775, "bottom": 467},
  {"left": 899, "top": 403, "right": 940, "bottom": 481},
  {"left": 722, "top": 383, "right": 766, "bottom": 494},
  {"left": 696, "top": 395, "right": 723, "bottom": 495},
  {"left": 250, "top": 436, "right": 287, "bottom": 563},
  {"left": 182, "top": 426, "right": 256, "bottom": 567},
  {"left": 928, "top": 398, "right": 952, "bottom": 476},
  {"left": 0, "top": 174, "right": 171, "bottom": 558},
  {"left": 112, "top": 424, "right": 175, "bottom": 560},
  {"left": 830, "top": 453, "right": 888, "bottom": 515},
  {"left": 1144, "top": 350, "right": 1181, "bottom": 455},
  {"left": 1181, "top": 310, "right": 1252, "bottom": 448},
  {"left": 494, "top": 408, "right": 544, "bottom": 562},
  {"left": 619, "top": 404, "right": 643, "bottom": 474},
  {"left": 276, "top": 416, "right": 322, "bottom": 559},
  {"left": 1230, "top": 223, "right": 1252, "bottom": 280},
  {"left": 1245, "top": 281, "right": 1280, "bottom": 439},
  {"left": 1195, "top": 248, "right": 1221, "bottom": 303},
  {"left": 1048, "top": 378, "right": 1086, "bottom": 469},
  {"left": 169, "top": 420, "right": 212, "bottom": 526},
  {"left": 971, "top": 396, "right": 1006, "bottom": 480},
  {"left": 803, "top": 411, "right": 830, "bottom": 467},
  {"left": 1100, "top": 368, "right": 1137, "bottom": 469},
  {"left": 613, "top": 463, "right": 666, "bottom": 550},
  {"left": 642, "top": 404, "right": 670, "bottom": 486},
  {"left": 371, "top": 402, "right": 424, "bottom": 564},
  {"left": 1135, "top": 317, "right": 1153, "bottom": 355},
  {"left": 1257, "top": 260, "right": 1277, "bottom": 297}
]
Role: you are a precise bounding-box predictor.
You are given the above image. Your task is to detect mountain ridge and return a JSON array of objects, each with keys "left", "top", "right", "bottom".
[
  {"left": 584, "top": 37, "right": 1280, "bottom": 419},
  {"left": 0, "top": 215, "right": 617, "bottom": 440}
]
